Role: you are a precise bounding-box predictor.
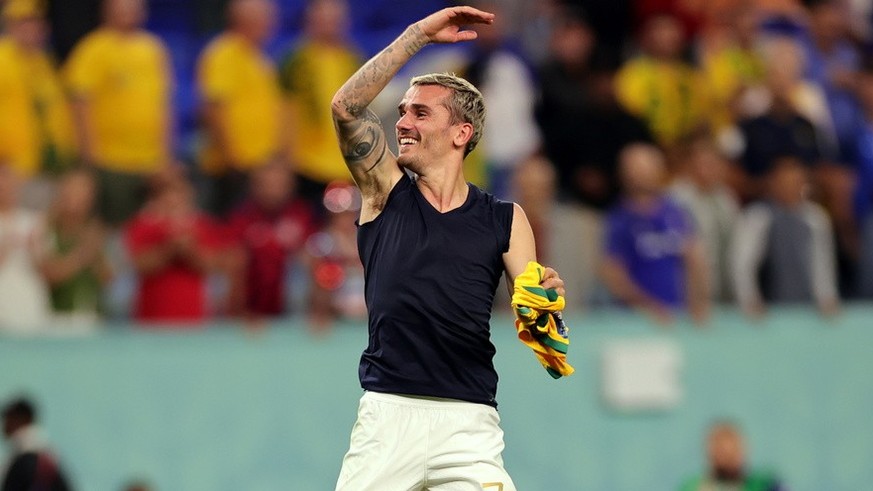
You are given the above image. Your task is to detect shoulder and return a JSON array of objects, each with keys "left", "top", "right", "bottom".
[
  {"left": 740, "top": 201, "right": 775, "bottom": 226},
  {"left": 201, "top": 34, "right": 236, "bottom": 60},
  {"left": 0, "top": 37, "right": 15, "bottom": 58},
  {"left": 136, "top": 31, "right": 168, "bottom": 51},
  {"left": 802, "top": 201, "right": 831, "bottom": 226},
  {"left": 279, "top": 41, "right": 313, "bottom": 69},
  {"left": 75, "top": 29, "right": 108, "bottom": 49}
]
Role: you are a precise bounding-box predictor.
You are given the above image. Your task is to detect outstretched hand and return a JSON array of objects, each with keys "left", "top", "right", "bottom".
[{"left": 417, "top": 6, "right": 495, "bottom": 44}]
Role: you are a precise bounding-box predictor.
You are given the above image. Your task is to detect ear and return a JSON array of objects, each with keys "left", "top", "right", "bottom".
[{"left": 453, "top": 122, "right": 474, "bottom": 152}]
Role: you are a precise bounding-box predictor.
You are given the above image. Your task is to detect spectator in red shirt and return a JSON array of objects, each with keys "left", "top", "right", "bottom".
[
  {"left": 125, "top": 167, "right": 220, "bottom": 325},
  {"left": 226, "top": 162, "right": 315, "bottom": 318}
]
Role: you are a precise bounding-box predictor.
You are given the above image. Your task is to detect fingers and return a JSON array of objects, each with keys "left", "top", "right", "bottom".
[
  {"left": 454, "top": 30, "right": 478, "bottom": 42},
  {"left": 446, "top": 6, "right": 496, "bottom": 24},
  {"left": 540, "top": 267, "right": 566, "bottom": 298}
]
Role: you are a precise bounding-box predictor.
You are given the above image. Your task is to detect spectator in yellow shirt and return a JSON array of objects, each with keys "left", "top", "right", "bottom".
[
  {"left": 279, "top": 0, "right": 361, "bottom": 203},
  {"left": 65, "top": 0, "right": 173, "bottom": 226},
  {"left": 197, "top": 0, "right": 282, "bottom": 216},
  {"left": 615, "top": 13, "right": 709, "bottom": 151},
  {"left": 699, "top": 6, "right": 767, "bottom": 134},
  {"left": 0, "top": 0, "right": 76, "bottom": 184}
]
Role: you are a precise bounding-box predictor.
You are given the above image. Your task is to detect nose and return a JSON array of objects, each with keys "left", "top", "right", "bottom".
[{"left": 396, "top": 112, "right": 413, "bottom": 132}]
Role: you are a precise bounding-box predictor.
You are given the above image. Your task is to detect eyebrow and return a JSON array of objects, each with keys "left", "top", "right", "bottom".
[{"left": 398, "top": 102, "right": 433, "bottom": 113}]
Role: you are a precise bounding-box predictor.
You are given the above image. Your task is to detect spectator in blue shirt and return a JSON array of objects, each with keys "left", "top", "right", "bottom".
[{"left": 600, "top": 143, "right": 709, "bottom": 325}]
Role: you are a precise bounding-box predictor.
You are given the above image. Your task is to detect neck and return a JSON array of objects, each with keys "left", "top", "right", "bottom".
[
  {"left": 232, "top": 29, "right": 260, "bottom": 46},
  {"left": 107, "top": 24, "right": 137, "bottom": 34},
  {"left": 415, "top": 168, "right": 469, "bottom": 213}
]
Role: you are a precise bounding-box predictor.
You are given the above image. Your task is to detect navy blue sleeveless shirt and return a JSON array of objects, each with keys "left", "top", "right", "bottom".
[{"left": 357, "top": 174, "right": 514, "bottom": 407}]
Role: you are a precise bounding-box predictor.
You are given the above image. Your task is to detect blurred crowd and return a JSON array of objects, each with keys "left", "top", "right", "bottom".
[{"left": 0, "top": 0, "right": 872, "bottom": 332}]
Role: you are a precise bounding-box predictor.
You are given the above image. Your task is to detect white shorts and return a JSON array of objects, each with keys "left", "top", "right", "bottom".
[{"left": 335, "top": 391, "right": 517, "bottom": 491}]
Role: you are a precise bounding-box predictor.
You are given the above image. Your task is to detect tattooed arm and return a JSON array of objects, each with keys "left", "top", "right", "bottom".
[{"left": 330, "top": 6, "right": 494, "bottom": 224}]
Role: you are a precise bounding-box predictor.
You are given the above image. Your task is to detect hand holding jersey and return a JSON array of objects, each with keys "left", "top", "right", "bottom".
[{"left": 512, "top": 261, "right": 575, "bottom": 379}]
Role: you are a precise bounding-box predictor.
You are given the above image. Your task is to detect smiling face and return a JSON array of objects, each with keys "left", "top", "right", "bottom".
[{"left": 395, "top": 84, "right": 469, "bottom": 173}]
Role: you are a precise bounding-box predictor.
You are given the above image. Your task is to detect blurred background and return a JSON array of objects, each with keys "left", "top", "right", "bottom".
[{"left": 0, "top": 0, "right": 872, "bottom": 489}]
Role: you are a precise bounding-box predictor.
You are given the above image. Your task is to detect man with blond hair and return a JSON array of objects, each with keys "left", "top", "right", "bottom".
[{"left": 331, "top": 6, "right": 566, "bottom": 490}]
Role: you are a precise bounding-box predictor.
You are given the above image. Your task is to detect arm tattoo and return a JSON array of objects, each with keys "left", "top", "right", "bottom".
[
  {"left": 336, "top": 108, "right": 388, "bottom": 172},
  {"left": 401, "top": 24, "right": 427, "bottom": 57},
  {"left": 335, "top": 24, "right": 428, "bottom": 118}
]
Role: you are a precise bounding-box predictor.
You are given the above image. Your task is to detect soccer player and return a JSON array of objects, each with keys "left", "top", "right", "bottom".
[{"left": 331, "top": 6, "right": 565, "bottom": 490}]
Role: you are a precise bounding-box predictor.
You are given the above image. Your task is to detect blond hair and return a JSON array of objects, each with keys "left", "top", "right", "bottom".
[{"left": 409, "top": 73, "right": 485, "bottom": 157}]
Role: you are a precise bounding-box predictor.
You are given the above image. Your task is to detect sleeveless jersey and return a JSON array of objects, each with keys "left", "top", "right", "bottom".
[{"left": 356, "top": 174, "right": 514, "bottom": 407}]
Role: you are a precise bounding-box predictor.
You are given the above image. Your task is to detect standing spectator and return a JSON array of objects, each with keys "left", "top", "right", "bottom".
[
  {"left": 600, "top": 144, "right": 709, "bottom": 325},
  {"left": 731, "top": 156, "right": 839, "bottom": 318},
  {"left": 197, "top": 0, "right": 282, "bottom": 216},
  {"left": 535, "top": 9, "right": 652, "bottom": 309},
  {"left": 226, "top": 162, "right": 315, "bottom": 318},
  {"left": 735, "top": 37, "right": 827, "bottom": 202},
  {"left": 0, "top": 0, "right": 77, "bottom": 200},
  {"left": 125, "top": 167, "right": 220, "bottom": 325},
  {"left": 65, "top": 0, "right": 173, "bottom": 227},
  {"left": 38, "top": 168, "right": 109, "bottom": 325},
  {"left": 698, "top": 5, "right": 767, "bottom": 135},
  {"left": 670, "top": 133, "right": 740, "bottom": 302},
  {"left": 462, "top": 1, "right": 540, "bottom": 199},
  {"left": 615, "top": 12, "right": 708, "bottom": 150},
  {"left": 680, "top": 421, "right": 785, "bottom": 491},
  {"left": 800, "top": 0, "right": 862, "bottom": 163},
  {"left": 0, "top": 165, "right": 51, "bottom": 333},
  {"left": 278, "top": 0, "right": 360, "bottom": 204},
  {"left": 798, "top": 0, "right": 864, "bottom": 285},
  {"left": 854, "top": 56, "right": 873, "bottom": 298},
  {"left": 1, "top": 397, "right": 73, "bottom": 491}
]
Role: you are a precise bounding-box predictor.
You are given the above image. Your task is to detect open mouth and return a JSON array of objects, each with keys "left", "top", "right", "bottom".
[{"left": 398, "top": 137, "right": 418, "bottom": 148}]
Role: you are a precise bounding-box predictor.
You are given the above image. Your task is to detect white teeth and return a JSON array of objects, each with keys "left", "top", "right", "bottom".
[{"left": 400, "top": 138, "right": 417, "bottom": 145}]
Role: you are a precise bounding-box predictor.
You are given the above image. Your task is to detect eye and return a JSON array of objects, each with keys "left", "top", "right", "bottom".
[{"left": 416, "top": 111, "right": 426, "bottom": 119}]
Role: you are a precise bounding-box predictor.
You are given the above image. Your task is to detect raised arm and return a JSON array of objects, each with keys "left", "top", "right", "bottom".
[{"left": 330, "top": 6, "right": 494, "bottom": 222}]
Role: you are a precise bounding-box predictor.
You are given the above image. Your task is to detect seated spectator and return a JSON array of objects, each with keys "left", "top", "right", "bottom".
[
  {"left": 0, "top": 165, "right": 51, "bottom": 333},
  {"left": 680, "top": 421, "right": 785, "bottom": 491},
  {"left": 39, "top": 168, "right": 109, "bottom": 325},
  {"left": 854, "top": 56, "right": 873, "bottom": 298},
  {"left": 306, "top": 183, "right": 365, "bottom": 330},
  {"left": 615, "top": 12, "right": 708, "bottom": 150},
  {"left": 600, "top": 144, "right": 709, "bottom": 325},
  {"left": 125, "top": 167, "right": 220, "bottom": 325},
  {"left": 197, "top": 0, "right": 282, "bottom": 216},
  {"left": 670, "top": 132, "right": 740, "bottom": 303},
  {"left": 65, "top": 0, "right": 174, "bottom": 227},
  {"left": 731, "top": 157, "right": 839, "bottom": 318},
  {"left": 226, "top": 162, "right": 315, "bottom": 319},
  {"left": 2, "top": 396, "right": 74, "bottom": 491}
]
